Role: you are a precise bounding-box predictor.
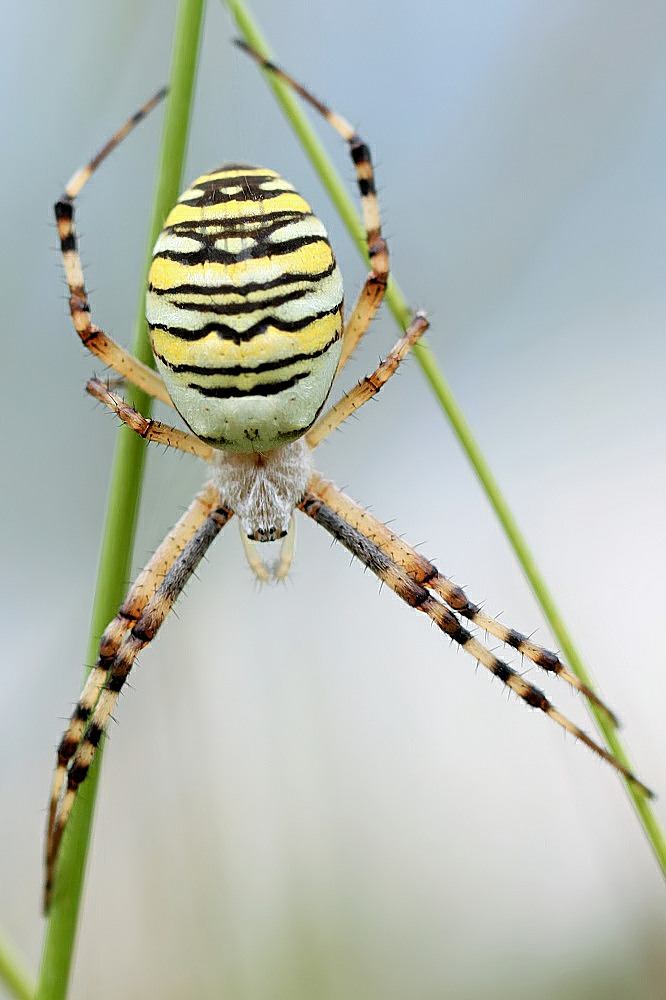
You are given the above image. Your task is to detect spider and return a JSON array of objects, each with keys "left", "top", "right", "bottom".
[{"left": 46, "top": 41, "right": 651, "bottom": 909}]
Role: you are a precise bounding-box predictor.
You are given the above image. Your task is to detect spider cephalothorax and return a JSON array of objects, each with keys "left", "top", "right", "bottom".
[{"left": 45, "top": 41, "right": 651, "bottom": 911}]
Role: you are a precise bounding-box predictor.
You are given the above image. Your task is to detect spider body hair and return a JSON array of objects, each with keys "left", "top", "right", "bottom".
[{"left": 210, "top": 438, "right": 313, "bottom": 541}]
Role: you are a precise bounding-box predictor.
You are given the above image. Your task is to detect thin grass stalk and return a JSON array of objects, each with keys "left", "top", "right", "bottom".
[
  {"left": 225, "top": 0, "right": 666, "bottom": 879},
  {"left": 0, "top": 929, "right": 35, "bottom": 1000},
  {"left": 34, "top": 5, "right": 205, "bottom": 999}
]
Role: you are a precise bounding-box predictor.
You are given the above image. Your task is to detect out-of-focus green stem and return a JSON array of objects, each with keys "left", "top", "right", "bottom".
[
  {"left": 225, "top": 0, "right": 666, "bottom": 880},
  {"left": 35, "top": 4, "right": 205, "bottom": 999},
  {"left": 0, "top": 929, "right": 35, "bottom": 1000}
]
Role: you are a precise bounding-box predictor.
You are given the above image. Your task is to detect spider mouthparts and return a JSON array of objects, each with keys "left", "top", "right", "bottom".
[{"left": 250, "top": 527, "right": 287, "bottom": 543}]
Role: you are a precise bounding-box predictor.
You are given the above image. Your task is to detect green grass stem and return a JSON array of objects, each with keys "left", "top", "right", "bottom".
[
  {"left": 33, "top": 4, "right": 205, "bottom": 999},
  {"left": 0, "top": 930, "right": 35, "bottom": 1000},
  {"left": 225, "top": 0, "right": 666, "bottom": 880}
]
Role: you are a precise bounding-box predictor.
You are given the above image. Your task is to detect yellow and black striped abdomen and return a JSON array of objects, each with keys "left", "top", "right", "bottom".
[{"left": 146, "top": 165, "right": 344, "bottom": 452}]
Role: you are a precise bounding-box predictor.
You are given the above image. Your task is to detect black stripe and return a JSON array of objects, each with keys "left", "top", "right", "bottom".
[
  {"left": 193, "top": 168, "right": 276, "bottom": 188},
  {"left": 166, "top": 294, "right": 308, "bottom": 316},
  {"left": 60, "top": 233, "right": 76, "bottom": 253},
  {"left": 350, "top": 138, "right": 371, "bottom": 164},
  {"left": 152, "top": 232, "right": 327, "bottom": 267},
  {"left": 58, "top": 734, "right": 78, "bottom": 759},
  {"left": 149, "top": 300, "right": 343, "bottom": 344},
  {"left": 503, "top": 629, "right": 525, "bottom": 652},
  {"left": 153, "top": 333, "right": 338, "bottom": 377},
  {"left": 533, "top": 648, "right": 560, "bottom": 671},
  {"left": 188, "top": 370, "right": 309, "bottom": 399},
  {"left": 163, "top": 285, "right": 314, "bottom": 317},
  {"left": 164, "top": 212, "right": 321, "bottom": 242},
  {"left": 54, "top": 198, "right": 73, "bottom": 220},
  {"left": 493, "top": 661, "right": 513, "bottom": 684},
  {"left": 87, "top": 723, "right": 104, "bottom": 748},
  {"left": 131, "top": 624, "right": 152, "bottom": 644},
  {"left": 68, "top": 762, "right": 90, "bottom": 788},
  {"left": 450, "top": 623, "right": 472, "bottom": 645},
  {"left": 184, "top": 183, "right": 299, "bottom": 208},
  {"left": 167, "top": 208, "right": 301, "bottom": 229},
  {"left": 522, "top": 685, "right": 548, "bottom": 709},
  {"left": 107, "top": 673, "right": 125, "bottom": 693}
]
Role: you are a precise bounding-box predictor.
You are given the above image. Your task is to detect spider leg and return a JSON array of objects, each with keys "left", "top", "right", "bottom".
[
  {"left": 87, "top": 378, "right": 212, "bottom": 460},
  {"left": 239, "top": 526, "right": 272, "bottom": 583},
  {"left": 55, "top": 88, "right": 172, "bottom": 405},
  {"left": 235, "top": 40, "right": 389, "bottom": 373},
  {"left": 299, "top": 483, "right": 652, "bottom": 798},
  {"left": 307, "top": 312, "right": 429, "bottom": 447},
  {"left": 45, "top": 485, "right": 232, "bottom": 909},
  {"left": 307, "top": 473, "right": 618, "bottom": 723},
  {"left": 274, "top": 516, "right": 297, "bottom": 581}
]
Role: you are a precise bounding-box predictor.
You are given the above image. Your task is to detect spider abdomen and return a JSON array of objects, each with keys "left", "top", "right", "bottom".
[{"left": 146, "top": 165, "right": 344, "bottom": 453}]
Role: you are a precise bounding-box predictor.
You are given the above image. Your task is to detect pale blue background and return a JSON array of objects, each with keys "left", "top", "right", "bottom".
[{"left": 2, "top": 1, "right": 666, "bottom": 997}]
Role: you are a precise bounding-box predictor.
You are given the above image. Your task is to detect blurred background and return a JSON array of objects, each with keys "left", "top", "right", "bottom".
[{"left": 2, "top": 1, "right": 666, "bottom": 997}]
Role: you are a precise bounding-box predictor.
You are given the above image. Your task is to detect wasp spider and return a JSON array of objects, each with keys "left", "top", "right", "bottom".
[{"left": 46, "top": 41, "right": 651, "bottom": 909}]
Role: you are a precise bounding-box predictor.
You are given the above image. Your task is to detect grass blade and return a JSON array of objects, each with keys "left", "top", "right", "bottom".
[
  {"left": 35, "top": 4, "right": 206, "bottom": 998},
  {"left": 0, "top": 929, "right": 35, "bottom": 1000},
  {"left": 225, "top": 0, "right": 666, "bottom": 879}
]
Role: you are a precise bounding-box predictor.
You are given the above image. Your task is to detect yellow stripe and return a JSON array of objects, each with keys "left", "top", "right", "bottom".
[
  {"left": 149, "top": 240, "right": 334, "bottom": 291},
  {"left": 163, "top": 190, "right": 311, "bottom": 227}
]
